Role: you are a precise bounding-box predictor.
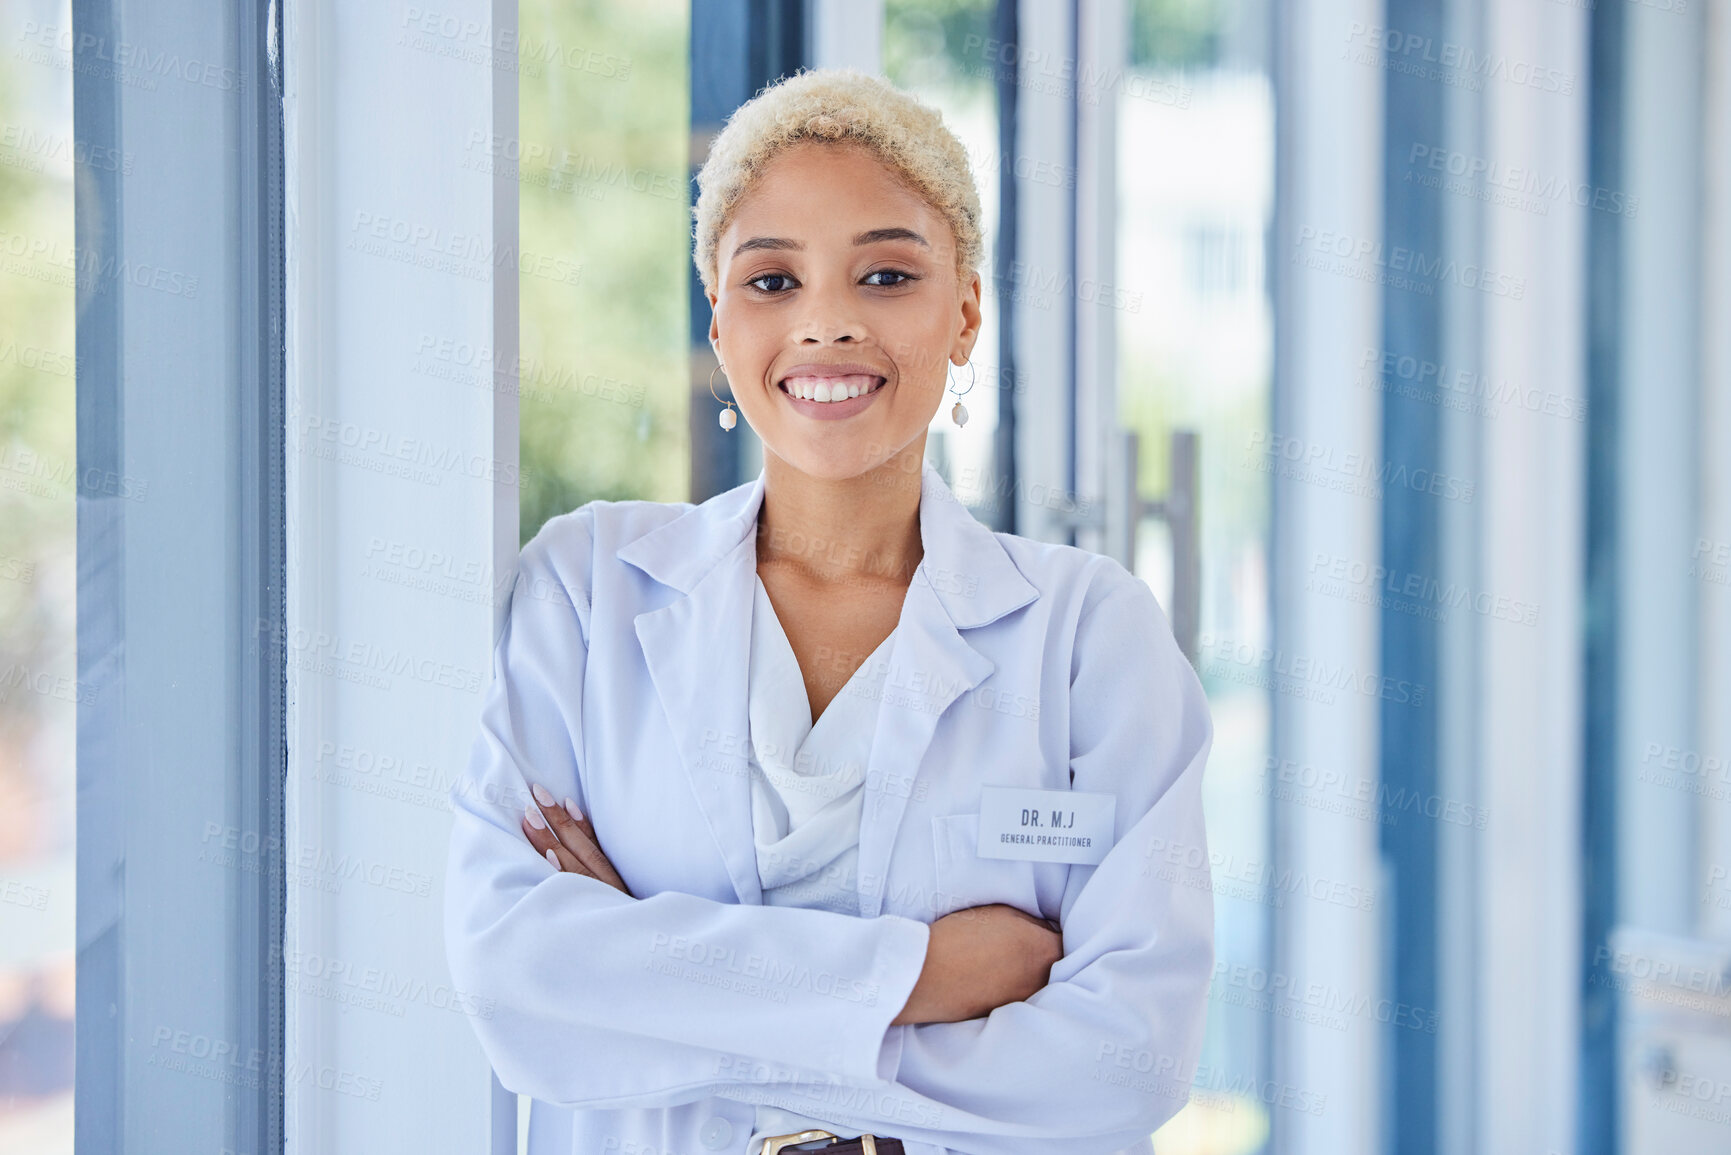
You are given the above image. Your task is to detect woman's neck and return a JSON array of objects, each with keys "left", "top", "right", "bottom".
[{"left": 755, "top": 446, "right": 925, "bottom": 589}]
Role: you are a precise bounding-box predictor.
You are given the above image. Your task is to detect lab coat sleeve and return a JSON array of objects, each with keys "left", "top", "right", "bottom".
[
  {"left": 442, "top": 510, "right": 932, "bottom": 1110},
  {"left": 712, "top": 566, "right": 1214, "bottom": 1153},
  {"left": 895, "top": 567, "right": 1214, "bottom": 1146}
]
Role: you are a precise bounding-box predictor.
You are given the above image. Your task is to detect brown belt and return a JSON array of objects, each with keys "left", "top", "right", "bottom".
[{"left": 760, "top": 1130, "right": 905, "bottom": 1155}]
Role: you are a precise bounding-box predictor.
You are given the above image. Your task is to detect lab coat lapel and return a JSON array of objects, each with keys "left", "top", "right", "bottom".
[
  {"left": 854, "top": 571, "right": 992, "bottom": 917},
  {"left": 855, "top": 462, "right": 1040, "bottom": 918},
  {"left": 624, "top": 475, "right": 768, "bottom": 907},
  {"left": 619, "top": 460, "right": 1040, "bottom": 916}
]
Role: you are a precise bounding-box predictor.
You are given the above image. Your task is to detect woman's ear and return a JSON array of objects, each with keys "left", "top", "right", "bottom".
[{"left": 953, "top": 270, "right": 983, "bottom": 361}]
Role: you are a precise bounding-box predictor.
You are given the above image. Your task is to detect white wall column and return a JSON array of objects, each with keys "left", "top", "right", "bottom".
[
  {"left": 1268, "top": 3, "right": 1384, "bottom": 1153},
  {"left": 1616, "top": 0, "right": 1705, "bottom": 938},
  {"left": 1072, "top": 0, "right": 1125, "bottom": 559},
  {"left": 1470, "top": 3, "right": 1589, "bottom": 1152},
  {"left": 1014, "top": 0, "right": 1077, "bottom": 541},
  {"left": 808, "top": 0, "right": 883, "bottom": 74},
  {"left": 1695, "top": 0, "right": 1731, "bottom": 942},
  {"left": 283, "top": 1, "right": 515, "bottom": 1150}
]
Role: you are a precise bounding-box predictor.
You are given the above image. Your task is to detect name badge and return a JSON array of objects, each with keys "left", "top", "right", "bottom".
[{"left": 976, "top": 786, "right": 1116, "bottom": 864}]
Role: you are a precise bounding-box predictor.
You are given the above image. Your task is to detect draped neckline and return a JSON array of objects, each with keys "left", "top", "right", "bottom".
[{"left": 751, "top": 572, "right": 897, "bottom": 739}]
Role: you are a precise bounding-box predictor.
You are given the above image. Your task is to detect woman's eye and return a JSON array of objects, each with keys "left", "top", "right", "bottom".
[{"left": 745, "top": 270, "right": 915, "bottom": 292}]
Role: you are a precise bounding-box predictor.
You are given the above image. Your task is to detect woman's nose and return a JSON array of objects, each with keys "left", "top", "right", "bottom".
[{"left": 792, "top": 281, "right": 864, "bottom": 344}]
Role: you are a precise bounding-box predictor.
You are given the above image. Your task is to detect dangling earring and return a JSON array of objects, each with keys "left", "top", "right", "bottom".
[
  {"left": 710, "top": 362, "right": 737, "bottom": 431},
  {"left": 947, "top": 357, "right": 975, "bottom": 427}
]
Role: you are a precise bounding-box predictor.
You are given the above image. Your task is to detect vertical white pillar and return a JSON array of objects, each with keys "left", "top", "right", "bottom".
[
  {"left": 809, "top": 0, "right": 884, "bottom": 74},
  {"left": 1472, "top": 4, "right": 1589, "bottom": 1152},
  {"left": 1014, "top": 0, "right": 1077, "bottom": 541},
  {"left": 1073, "top": 0, "right": 1125, "bottom": 558},
  {"left": 1617, "top": 0, "right": 1705, "bottom": 938},
  {"left": 283, "top": 1, "right": 511, "bottom": 1150},
  {"left": 1268, "top": 4, "right": 1384, "bottom": 1153},
  {"left": 1695, "top": 0, "right": 1731, "bottom": 942},
  {"left": 1431, "top": 10, "right": 1486, "bottom": 1155}
]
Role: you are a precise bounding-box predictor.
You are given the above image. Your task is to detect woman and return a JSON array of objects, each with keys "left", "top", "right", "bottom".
[{"left": 444, "top": 67, "right": 1214, "bottom": 1155}]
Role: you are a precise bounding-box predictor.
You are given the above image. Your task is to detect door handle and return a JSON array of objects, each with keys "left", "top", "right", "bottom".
[{"left": 1109, "top": 429, "right": 1200, "bottom": 667}]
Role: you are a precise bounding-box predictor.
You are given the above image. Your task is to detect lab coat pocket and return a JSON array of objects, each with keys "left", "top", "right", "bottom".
[{"left": 930, "top": 813, "right": 1041, "bottom": 919}]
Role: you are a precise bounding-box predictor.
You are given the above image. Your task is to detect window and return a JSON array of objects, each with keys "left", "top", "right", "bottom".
[
  {"left": 517, "top": 0, "right": 691, "bottom": 539},
  {"left": 0, "top": 2, "right": 77, "bottom": 1146},
  {"left": 1117, "top": 1, "right": 1277, "bottom": 1147}
]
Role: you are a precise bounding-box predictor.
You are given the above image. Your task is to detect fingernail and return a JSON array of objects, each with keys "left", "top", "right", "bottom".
[
  {"left": 563, "top": 798, "right": 583, "bottom": 823},
  {"left": 531, "top": 783, "right": 555, "bottom": 807},
  {"left": 545, "top": 849, "right": 560, "bottom": 870},
  {"left": 524, "top": 804, "right": 546, "bottom": 830}
]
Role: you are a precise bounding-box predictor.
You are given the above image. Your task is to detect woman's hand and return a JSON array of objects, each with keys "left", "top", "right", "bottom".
[
  {"left": 890, "top": 903, "right": 1063, "bottom": 1026},
  {"left": 521, "top": 782, "right": 633, "bottom": 897}
]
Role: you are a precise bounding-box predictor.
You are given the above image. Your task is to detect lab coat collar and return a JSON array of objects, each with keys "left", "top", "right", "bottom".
[
  {"left": 619, "top": 459, "right": 1040, "bottom": 911},
  {"left": 616, "top": 458, "right": 1038, "bottom": 629}
]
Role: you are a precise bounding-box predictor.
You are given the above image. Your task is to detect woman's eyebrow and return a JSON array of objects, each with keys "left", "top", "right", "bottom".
[
  {"left": 853, "top": 226, "right": 929, "bottom": 248},
  {"left": 732, "top": 236, "right": 801, "bottom": 257},
  {"left": 730, "top": 227, "right": 929, "bottom": 259}
]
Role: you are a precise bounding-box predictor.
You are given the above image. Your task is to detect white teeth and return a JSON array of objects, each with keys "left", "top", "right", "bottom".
[{"left": 782, "top": 374, "right": 883, "bottom": 403}]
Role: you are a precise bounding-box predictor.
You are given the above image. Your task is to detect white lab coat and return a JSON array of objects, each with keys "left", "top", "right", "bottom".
[{"left": 444, "top": 459, "right": 1215, "bottom": 1155}]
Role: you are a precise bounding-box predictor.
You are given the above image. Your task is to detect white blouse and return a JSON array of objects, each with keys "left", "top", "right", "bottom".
[{"left": 745, "top": 572, "right": 900, "bottom": 1151}]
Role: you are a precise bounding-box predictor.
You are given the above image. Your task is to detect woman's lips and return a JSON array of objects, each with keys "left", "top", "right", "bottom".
[
  {"left": 779, "top": 374, "right": 885, "bottom": 402},
  {"left": 777, "top": 374, "right": 888, "bottom": 421}
]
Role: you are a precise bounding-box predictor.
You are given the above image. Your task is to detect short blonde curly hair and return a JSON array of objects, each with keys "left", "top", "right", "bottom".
[{"left": 692, "top": 66, "right": 985, "bottom": 298}]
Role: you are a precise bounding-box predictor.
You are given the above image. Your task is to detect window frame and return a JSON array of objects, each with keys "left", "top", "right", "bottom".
[{"left": 74, "top": 0, "right": 288, "bottom": 1150}]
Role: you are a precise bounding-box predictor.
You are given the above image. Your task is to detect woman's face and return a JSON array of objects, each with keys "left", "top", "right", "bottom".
[{"left": 708, "top": 140, "right": 983, "bottom": 483}]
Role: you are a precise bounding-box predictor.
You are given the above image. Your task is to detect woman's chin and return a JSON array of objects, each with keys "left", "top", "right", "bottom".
[{"left": 766, "top": 441, "right": 923, "bottom": 488}]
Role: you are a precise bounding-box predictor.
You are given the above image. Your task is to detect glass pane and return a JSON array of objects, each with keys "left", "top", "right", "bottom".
[
  {"left": 1118, "top": 1, "right": 1275, "bottom": 1149},
  {"left": 518, "top": 0, "right": 691, "bottom": 541},
  {"left": 0, "top": 0, "right": 77, "bottom": 1148}
]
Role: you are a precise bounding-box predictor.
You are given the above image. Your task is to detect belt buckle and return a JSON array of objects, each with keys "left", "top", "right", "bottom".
[{"left": 760, "top": 1129, "right": 880, "bottom": 1155}]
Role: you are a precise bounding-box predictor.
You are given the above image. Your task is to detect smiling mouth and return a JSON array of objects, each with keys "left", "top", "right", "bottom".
[{"left": 778, "top": 374, "right": 887, "bottom": 403}]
